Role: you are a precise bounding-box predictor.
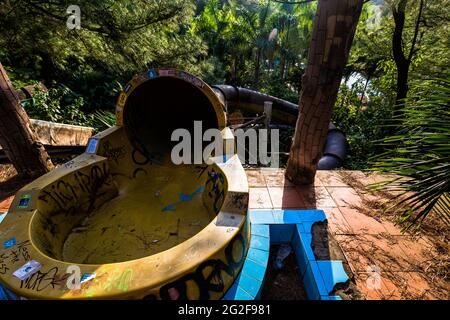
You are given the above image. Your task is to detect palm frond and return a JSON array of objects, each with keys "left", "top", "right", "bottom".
[{"left": 371, "top": 77, "right": 450, "bottom": 229}]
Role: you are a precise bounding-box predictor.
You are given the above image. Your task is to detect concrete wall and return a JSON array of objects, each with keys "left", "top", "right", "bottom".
[{"left": 0, "top": 120, "right": 93, "bottom": 149}]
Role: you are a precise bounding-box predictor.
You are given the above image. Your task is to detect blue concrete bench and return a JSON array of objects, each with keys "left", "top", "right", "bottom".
[
  {"left": 222, "top": 223, "right": 270, "bottom": 300},
  {"left": 223, "top": 209, "right": 348, "bottom": 300}
]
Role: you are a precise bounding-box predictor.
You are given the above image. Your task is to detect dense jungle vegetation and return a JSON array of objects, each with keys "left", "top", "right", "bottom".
[
  {"left": 0, "top": 0, "right": 448, "bottom": 226},
  {"left": 1, "top": 0, "right": 447, "bottom": 169}
]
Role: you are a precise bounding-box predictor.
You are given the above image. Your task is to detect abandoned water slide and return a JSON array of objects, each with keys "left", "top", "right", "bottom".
[{"left": 0, "top": 69, "right": 250, "bottom": 299}]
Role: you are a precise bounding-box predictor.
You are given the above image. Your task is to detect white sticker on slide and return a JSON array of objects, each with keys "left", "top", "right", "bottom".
[
  {"left": 0, "top": 212, "right": 7, "bottom": 225},
  {"left": 13, "top": 260, "right": 42, "bottom": 281}
]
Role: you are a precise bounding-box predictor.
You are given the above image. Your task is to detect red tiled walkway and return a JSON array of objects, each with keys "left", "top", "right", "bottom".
[{"left": 246, "top": 168, "right": 450, "bottom": 300}]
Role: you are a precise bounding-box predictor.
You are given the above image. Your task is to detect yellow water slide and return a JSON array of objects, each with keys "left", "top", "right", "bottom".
[{"left": 0, "top": 69, "right": 249, "bottom": 299}]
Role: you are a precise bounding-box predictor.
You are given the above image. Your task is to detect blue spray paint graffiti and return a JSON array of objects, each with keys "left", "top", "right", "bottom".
[{"left": 161, "top": 186, "right": 205, "bottom": 212}]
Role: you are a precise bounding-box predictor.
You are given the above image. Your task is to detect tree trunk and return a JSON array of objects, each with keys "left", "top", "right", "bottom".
[
  {"left": 286, "top": 0, "right": 364, "bottom": 185},
  {"left": 392, "top": 0, "right": 409, "bottom": 114},
  {"left": 392, "top": 0, "right": 424, "bottom": 116},
  {"left": 254, "top": 47, "right": 262, "bottom": 88},
  {"left": 280, "top": 19, "right": 291, "bottom": 81},
  {"left": 0, "top": 63, "right": 54, "bottom": 178}
]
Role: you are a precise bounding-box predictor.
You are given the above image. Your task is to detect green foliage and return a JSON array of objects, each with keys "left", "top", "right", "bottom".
[
  {"left": 332, "top": 78, "right": 393, "bottom": 169},
  {"left": 0, "top": 0, "right": 210, "bottom": 112},
  {"left": 349, "top": 0, "right": 449, "bottom": 91},
  {"left": 21, "top": 85, "right": 93, "bottom": 126},
  {"left": 191, "top": 0, "right": 315, "bottom": 89},
  {"left": 0, "top": 0, "right": 448, "bottom": 231},
  {"left": 91, "top": 110, "right": 116, "bottom": 132},
  {"left": 371, "top": 78, "right": 450, "bottom": 228},
  {"left": 341, "top": 0, "right": 449, "bottom": 170}
]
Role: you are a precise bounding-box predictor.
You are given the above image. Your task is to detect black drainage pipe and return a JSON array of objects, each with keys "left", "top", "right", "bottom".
[{"left": 212, "top": 85, "right": 347, "bottom": 170}]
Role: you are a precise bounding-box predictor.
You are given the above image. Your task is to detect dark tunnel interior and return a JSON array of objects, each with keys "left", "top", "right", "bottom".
[{"left": 123, "top": 77, "right": 219, "bottom": 159}]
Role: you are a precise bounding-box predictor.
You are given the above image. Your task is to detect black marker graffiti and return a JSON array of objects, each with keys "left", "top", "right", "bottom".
[
  {"left": 20, "top": 267, "right": 69, "bottom": 292},
  {"left": 144, "top": 233, "right": 246, "bottom": 300},
  {"left": 38, "top": 162, "right": 112, "bottom": 212},
  {"left": 131, "top": 147, "right": 163, "bottom": 166},
  {"left": 132, "top": 168, "right": 148, "bottom": 179},
  {"left": 0, "top": 253, "right": 9, "bottom": 274},
  {"left": 0, "top": 241, "right": 31, "bottom": 273},
  {"left": 8, "top": 240, "right": 31, "bottom": 264},
  {"left": 102, "top": 141, "right": 126, "bottom": 164},
  {"left": 195, "top": 165, "right": 209, "bottom": 180},
  {"left": 228, "top": 193, "right": 248, "bottom": 210},
  {"left": 64, "top": 160, "right": 75, "bottom": 169}
]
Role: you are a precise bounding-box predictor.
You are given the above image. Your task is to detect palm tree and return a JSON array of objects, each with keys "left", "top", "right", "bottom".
[
  {"left": 371, "top": 78, "right": 450, "bottom": 229},
  {"left": 286, "top": 0, "right": 364, "bottom": 184}
]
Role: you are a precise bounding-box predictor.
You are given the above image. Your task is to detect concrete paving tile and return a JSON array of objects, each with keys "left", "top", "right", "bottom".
[
  {"left": 338, "top": 207, "right": 388, "bottom": 235},
  {"left": 261, "top": 169, "right": 294, "bottom": 187},
  {"left": 378, "top": 272, "right": 445, "bottom": 300},
  {"left": 334, "top": 234, "right": 412, "bottom": 273},
  {"left": 354, "top": 272, "right": 384, "bottom": 300},
  {"left": 394, "top": 235, "right": 439, "bottom": 271},
  {"left": 249, "top": 187, "right": 273, "bottom": 209},
  {"left": 295, "top": 186, "right": 337, "bottom": 209},
  {"left": 326, "top": 187, "right": 363, "bottom": 207},
  {"left": 322, "top": 208, "right": 353, "bottom": 235},
  {"left": 354, "top": 272, "right": 402, "bottom": 300},
  {"left": 245, "top": 169, "right": 266, "bottom": 188},
  {"left": 316, "top": 171, "right": 349, "bottom": 187},
  {"left": 353, "top": 172, "right": 399, "bottom": 186},
  {"left": 381, "top": 220, "right": 404, "bottom": 236},
  {"left": 267, "top": 187, "right": 304, "bottom": 209}
]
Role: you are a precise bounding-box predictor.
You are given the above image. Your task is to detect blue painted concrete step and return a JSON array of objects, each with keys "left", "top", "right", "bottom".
[{"left": 224, "top": 209, "right": 348, "bottom": 301}]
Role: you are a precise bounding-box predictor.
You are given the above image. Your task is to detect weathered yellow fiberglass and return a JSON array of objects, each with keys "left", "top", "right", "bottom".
[{"left": 0, "top": 69, "right": 249, "bottom": 299}]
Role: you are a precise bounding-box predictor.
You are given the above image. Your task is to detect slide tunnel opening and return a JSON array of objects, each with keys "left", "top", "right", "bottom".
[{"left": 123, "top": 77, "right": 219, "bottom": 159}]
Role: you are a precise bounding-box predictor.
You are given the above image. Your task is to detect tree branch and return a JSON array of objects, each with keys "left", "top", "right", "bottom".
[
  {"left": 24, "top": 0, "right": 109, "bottom": 34},
  {"left": 407, "top": 0, "right": 424, "bottom": 64},
  {"left": 392, "top": 0, "right": 408, "bottom": 67}
]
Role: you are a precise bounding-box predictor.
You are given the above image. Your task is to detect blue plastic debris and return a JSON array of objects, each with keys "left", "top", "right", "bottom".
[
  {"left": 147, "top": 68, "right": 158, "bottom": 79},
  {"left": 273, "top": 244, "right": 292, "bottom": 270}
]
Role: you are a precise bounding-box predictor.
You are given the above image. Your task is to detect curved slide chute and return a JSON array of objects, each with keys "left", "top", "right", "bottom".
[
  {"left": 212, "top": 85, "right": 348, "bottom": 169},
  {"left": 0, "top": 69, "right": 249, "bottom": 300}
]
